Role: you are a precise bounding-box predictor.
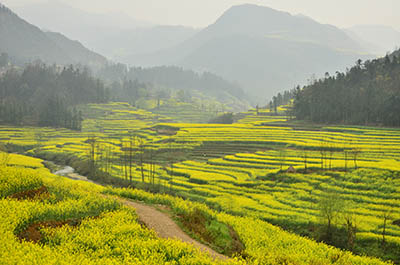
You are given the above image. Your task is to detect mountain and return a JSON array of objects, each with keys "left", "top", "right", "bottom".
[
  {"left": 97, "top": 26, "right": 199, "bottom": 61},
  {"left": 11, "top": 1, "right": 152, "bottom": 53},
  {"left": 45, "top": 32, "right": 107, "bottom": 67},
  {"left": 124, "top": 4, "right": 371, "bottom": 102},
  {"left": 346, "top": 25, "right": 400, "bottom": 55},
  {"left": 0, "top": 4, "right": 107, "bottom": 67}
]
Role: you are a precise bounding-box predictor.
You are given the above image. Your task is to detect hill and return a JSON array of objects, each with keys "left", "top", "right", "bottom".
[
  {"left": 97, "top": 26, "right": 199, "bottom": 61},
  {"left": 347, "top": 25, "right": 400, "bottom": 55},
  {"left": 45, "top": 31, "right": 107, "bottom": 67},
  {"left": 0, "top": 3, "right": 107, "bottom": 67},
  {"left": 11, "top": 0, "right": 151, "bottom": 51},
  {"left": 293, "top": 49, "right": 400, "bottom": 126},
  {"left": 125, "top": 4, "right": 372, "bottom": 102},
  {"left": 97, "top": 64, "right": 250, "bottom": 112},
  {"left": 1, "top": 103, "right": 399, "bottom": 264}
]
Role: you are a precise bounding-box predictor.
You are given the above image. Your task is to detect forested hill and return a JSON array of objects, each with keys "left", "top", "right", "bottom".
[
  {"left": 0, "top": 63, "right": 109, "bottom": 130},
  {"left": 293, "top": 50, "right": 400, "bottom": 126},
  {"left": 0, "top": 4, "right": 107, "bottom": 67},
  {"left": 97, "top": 64, "right": 250, "bottom": 111}
]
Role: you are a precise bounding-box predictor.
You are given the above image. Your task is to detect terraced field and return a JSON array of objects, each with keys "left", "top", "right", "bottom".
[
  {"left": 1, "top": 102, "right": 400, "bottom": 263},
  {"left": 0, "top": 153, "right": 390, "bottom": 265}
]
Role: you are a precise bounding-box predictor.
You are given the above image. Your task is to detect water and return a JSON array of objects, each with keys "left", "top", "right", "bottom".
[{"left": 54, "top": 166, "right": 75, "bottom": 176}]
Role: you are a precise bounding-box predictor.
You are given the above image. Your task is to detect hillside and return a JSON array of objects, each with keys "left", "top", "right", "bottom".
[
  {"left": 97, "top": 64, "right": 250, "bottom": 112},
  {"left": 125, "top": 4, "right": 372, "bottom": 102},
  {"left": 0, "top": 4, "right": 107, "bottom": 66},
  {"left": 98, "top": 26, "right": 199, "bottom": 60},
  {"left": 347, "top": 25, "right": 400, "bottom": 55},
  {"left": 11, "top": 0, "right": 151, "bottom": 51},
  {"left": 293, "top": 49, "right": 400, "bottom": 126},
  {"left": 1, "top": 102, "right": 399, "bottom": 263},
  {"left": 45, "top": 32, "right": 107, "bottom": 67}
]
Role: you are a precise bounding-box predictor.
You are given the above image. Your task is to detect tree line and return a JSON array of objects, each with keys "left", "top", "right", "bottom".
[
  {"left": 268, "top": 89, "right": 295, "bottom": 114},
  {"left": 97, "top": 63, "right": 247, "bottom": 107},
  {"left": 0, "top": 62, "right": 109, "bottom": 130},
  {"left": 292, "top": 52, "right": 400, "bottom": 126}
]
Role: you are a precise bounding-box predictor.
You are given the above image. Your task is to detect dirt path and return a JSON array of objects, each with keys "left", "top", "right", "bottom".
[
  {"left": 54, "top": 166, "right": 227, "bottom": 260},
  {"left": 120, "top": 199, "right": 227, "bottom": 260}
]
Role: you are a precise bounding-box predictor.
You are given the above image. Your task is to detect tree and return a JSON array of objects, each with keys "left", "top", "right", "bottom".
[
  {"left": 278, "top": 147, "right": 287, "bottom": 171},
  {"left": 301, "top": 148, "right": 308, "bottom": 172},
  {"left": 269, "top": 101, "right": 273, "bottom": 113},
  {"left": 328, "top": 144, "right": 336, "bottom": 170},
  {"left": 318, "top": 192, "right": 344, "bottom": 243},
  {"left": 292, "top": 50, "right": 400, "bottom": 127},
  {"left": 351, "top": 147, "right": 362, "bottom": 169},
  {"left": 381, "top": 208, "right": 394, "bottom": 247},
  {"left": 0, "top": 143, "right": 9, "bottom": 167},
  {"left": 320, "top": 139, "right": 328, "bottom": 170},
  {"left": 138, "top": 138, "right": 146, "bottom": 183},
  {"left": 341, "top": 202, "right": 358, "bottom": 251},
  {"left": 0, "top": 63, "right": 108, "bottom": 129},
  {"left": 0, "top": 53, "right": 9, "bottom": 67},
  {"left": 87, "top": 136, "right": 98, "bottom": 176},
  {"left": 120, "top": 139, "right": 128, "bottom": 180},
  {"left": 209, "top": 113, "right": 234, "bottom": 124},
  {"left": 273, "top": 96, "right": 278, "bottom": 115},
  {"left": 34, "top": 131, "right": 45, "bottom": 153}
]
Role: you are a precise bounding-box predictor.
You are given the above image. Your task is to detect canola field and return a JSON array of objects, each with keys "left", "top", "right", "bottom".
[
  {"left": 0, "top": 153, "right": 391, "bottom": 265},
  {"left": 0, "top": 102, "right": 400, "bottom": 263}
]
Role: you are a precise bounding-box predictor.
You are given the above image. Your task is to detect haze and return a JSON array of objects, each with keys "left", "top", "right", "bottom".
[{"left": 3, "top": 0, "right": 400, "bottom": 30}]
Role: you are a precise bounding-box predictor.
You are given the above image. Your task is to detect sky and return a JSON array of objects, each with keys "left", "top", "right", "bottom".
[{"left": 3, "top": 0, "right": 400, "bottom": 30}]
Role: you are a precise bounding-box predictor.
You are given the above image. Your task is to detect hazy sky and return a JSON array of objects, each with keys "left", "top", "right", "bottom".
[{"left": 3, "top": 0, "right": 400, "bottom": 30}]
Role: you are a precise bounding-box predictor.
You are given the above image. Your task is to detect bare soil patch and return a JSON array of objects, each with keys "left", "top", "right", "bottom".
[
  {"left": 9, "top": 186, "right": 49, "bottom": 200},
  {"left": 18, "top": 219, "right": 81, "bottom": 243}
]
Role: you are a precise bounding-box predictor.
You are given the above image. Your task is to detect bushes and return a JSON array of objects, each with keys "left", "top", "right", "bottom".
[{"left": 209, "top": 113, "right": 234, "bottom": 124}]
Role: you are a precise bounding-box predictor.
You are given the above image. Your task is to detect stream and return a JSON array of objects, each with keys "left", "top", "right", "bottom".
[{"left": 54, "top": 165, "right": 96, "bottom": 184}]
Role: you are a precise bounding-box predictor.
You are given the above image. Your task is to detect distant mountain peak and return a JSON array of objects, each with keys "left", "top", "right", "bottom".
[{"left": 218, "top": 3, "right": 291, "bottom": 22}]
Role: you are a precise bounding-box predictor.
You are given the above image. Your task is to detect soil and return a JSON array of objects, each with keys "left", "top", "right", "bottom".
[
  {"left": 18, "top": 219, "right": 81, "bottom": 243},
  {"left": 10, "top": 186, "right": 49, "bottom": 200},
  {"left": 119, "top": 199, "right": 227, "bottom": 260},
  {"left": 56, "top": 166, "right": 228, "bottom": 260}
]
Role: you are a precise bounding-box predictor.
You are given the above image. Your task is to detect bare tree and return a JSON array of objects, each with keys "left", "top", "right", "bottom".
[
  {"left": 351, "top": 146, "right": 362, "bottom": 169},
  {"left": 328, "top": 144, "right": 335, "bottom": 171},
  {"left": 343, "top": 138, "right": 351, "bottom": 172},
  {"left": 138, "top": 138, "right": 146, "bottom": 183},
  {"left": 87, "top": 136, "right": 98, "bottom": 176},
  {"left": 341, "top": 203, "right": 358, "bottom": 251},
  {"left": 301, "top": 148, "right": 308, "bottom": 172},
  {"left": 34, "top": 131, "right": 45, "bottom": 153},
  {"left": 381, "top": 208, "right": 394, "bottom": 247},
  {"left": 318, "top": 192, "right": 344, "bottom": 243},
  {"left": 168, "top": 139, "right": 175, "bottom": 192},
  {"left": 128, "top": 133, "right": 136, "bottom": 183},
  {"left": 278, "top": 147, "right": 287, "bottom": 171},
  {"left": 320, "top": 138, "right": 328, "bottom": 170},
  {"left": 119, "top": 139, "right": 128, "bottom": 180}
]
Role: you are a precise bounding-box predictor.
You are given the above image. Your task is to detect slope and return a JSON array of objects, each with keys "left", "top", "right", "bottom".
[
  {"left": 11, "top": 0, "right": 151, "bottom": 51},
  {"left": 347, "top": 25, "right": 400, "bottom": 55},
  {"left": 0, "top": 3, "right": 107, "bottom": 66},
  {"left": 126, "top": 4, "right": 372, "bottom": 102}
]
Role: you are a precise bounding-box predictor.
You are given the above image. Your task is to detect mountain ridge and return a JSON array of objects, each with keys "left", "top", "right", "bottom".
[
  {"left": 125, "top": 4, "right": 372, "bottom": 102},
  {"left": 0, "top": 3, "right": 107, "bottom": 67}
]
